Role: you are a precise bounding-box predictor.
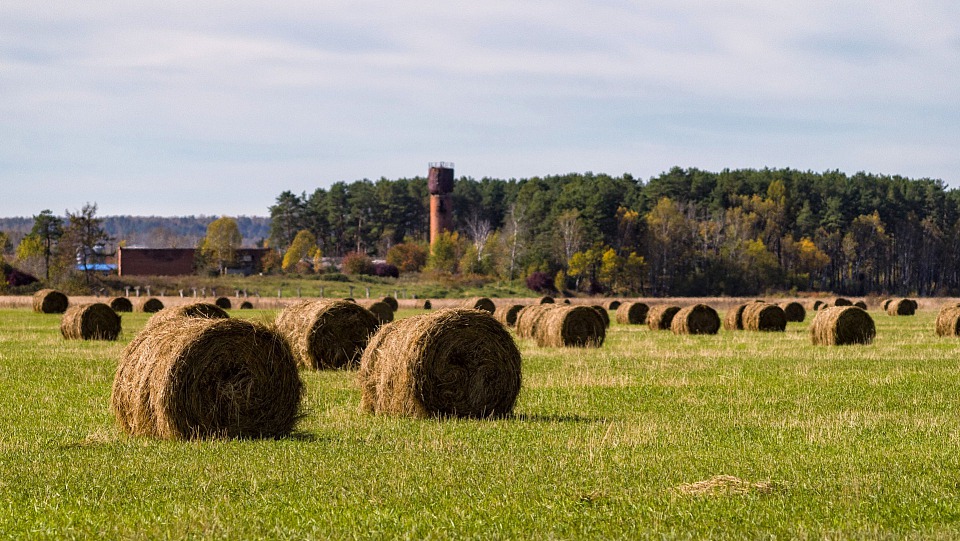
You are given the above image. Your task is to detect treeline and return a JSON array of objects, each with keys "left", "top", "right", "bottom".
[{"left": 269, "top": 168, "right": 960, "bottom": 296}]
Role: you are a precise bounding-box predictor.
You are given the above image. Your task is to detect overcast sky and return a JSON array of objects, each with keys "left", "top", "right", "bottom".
[{"left": 2, "top": 1, "right": 958, "bottom": 217}]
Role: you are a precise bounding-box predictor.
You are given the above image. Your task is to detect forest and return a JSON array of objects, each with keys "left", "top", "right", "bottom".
[{"left": 267, "top": 167, "right": 960, "bottom": 296}]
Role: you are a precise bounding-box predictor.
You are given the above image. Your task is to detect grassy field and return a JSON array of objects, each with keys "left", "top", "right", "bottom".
[{"left": 2, "top": 305, "right": 960, "bottom": 538}]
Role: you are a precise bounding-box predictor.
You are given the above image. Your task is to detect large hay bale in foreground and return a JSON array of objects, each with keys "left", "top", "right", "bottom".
[
  {"left": 723, "top": 304, "right": 748, "bottom": 331},
  {"left": 810, "top": 306, "right": 875, "bottom": 346},
  {"left": 779, "top": 301, "right": 806, "bottom": 323},
  {"left": 647, "top": 305, "right": 681, "bottom": 331},
  {"left": 495, "top": 303, "right": 525, "bottom": 327},
  {"left": 742, "top": 303, "right": 787, "bottom": 332},
  {"left": 147, "top": 302, "right": 229, "bottom": 328},
  {"left": 109, "top": 297, "right": 134, "bottom": 313},
  {"left": 214, "top": 297, "right": 232, "bottom": 309},
  {"left": 886, "top": 298, "right": 917, "bottom": 316},
  {"left": 671, "top": 304, "right": 720, "bottom": 335},
  {"left": 363, "top": 301, "right": 395, "bottom": 325},
  {"left": 275, "top": 299, "right": 379, "bottom": 370},
  {"left": 358, "top": 308, "right": 521, "bottom": 418},
  {"left": 591, "top": 305, "right": 610, "bottom": 328},
  {"left": 833, "top": 297, "right": 852, "bottom": 307},
  {"left": 60, "top": 303, "right": 122, "bottom": 340},
  {"left": 616, "top": 302, "right": 649, "bottom": 324},
  {"left": 381, "top": 296, "right": 399, "bottom": 311},
  {"left": 514, "top": 305, "right": 554, "bottom": 339},
  {"left": 460, "top": 297, "right": 495, "bottom": 314},
  {"left": 935, "top": 304, "right": 960, "bottom": 337},
  {"left": 534, "top": 306, "right": 605, "bottom": 347},
  {"left": 111, "top": 317, "right": 302, "bottom": 439},
  {"left": 140, "top": 297, "right": 164, "bottom": 313},
  {"left": 33, "top": 289, "right": 68, "bottom": 314}
]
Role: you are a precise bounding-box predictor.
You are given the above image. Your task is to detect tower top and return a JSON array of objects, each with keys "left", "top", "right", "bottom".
[{"left": 428, "top": 162, "right": 454, "bottom": 169}]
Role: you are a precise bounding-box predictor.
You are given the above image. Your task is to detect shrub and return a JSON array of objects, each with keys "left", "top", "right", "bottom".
[
  {"left": 526, "top": 271, "right": 555, "bottom": 293},
  {"left": 373, "top": 262, "right": 400, "bottom": 278},
  {"left": 386, "top": 243, "right": 428, "bottom": 273},
  {"left": 342, "top": 252, "right": 376, "bottom": 275}
]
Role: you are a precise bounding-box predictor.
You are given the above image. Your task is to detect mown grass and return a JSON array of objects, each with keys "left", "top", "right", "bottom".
[{"left": 2, "top": 307, "right": 960, "bottom": 538}]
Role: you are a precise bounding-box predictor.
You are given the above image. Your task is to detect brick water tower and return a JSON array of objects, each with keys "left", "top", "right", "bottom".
[{"left": 428, "top": 162, "right": 454, "bottom": 245}]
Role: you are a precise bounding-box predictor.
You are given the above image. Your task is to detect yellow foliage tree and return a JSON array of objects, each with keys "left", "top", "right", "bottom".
[{"left": 282, "top": 230, "right": 319, "bottom": 273}]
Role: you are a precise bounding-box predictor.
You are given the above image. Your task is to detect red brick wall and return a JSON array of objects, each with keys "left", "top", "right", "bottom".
[{"left": 117, "top": 248, "right": 195, "bottom": 276}]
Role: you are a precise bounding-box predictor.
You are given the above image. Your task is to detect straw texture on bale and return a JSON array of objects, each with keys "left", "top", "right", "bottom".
[
  {"left": 854, "top": 300, "right": 867, "bottom": 310},
  {"left": 616, "top": 302, "right": 649, "bottom": 324},
  {"left": 538, "top": 296, "right": 555, "bottom": 304},
  {"left": 60, "top": 303, "right": 122, "bottom": 340},
  {"left": 494, "top": 303, "right": 525, "bottom": 327},
  {"left": 140, "top": 297, "right": 164, "bottom": 313},
  {"left": 886, "top": 298, "right": 917, "bottom": 316},
  {"left": 33, "top": 289, "right": 68, "bottom": 314},
  {"left": 935, "top": 305, "right": 960, "bottom": 337},
  {"left": 810, "top": 306, "right": 875, "bottom": 346},
  {"left": 214, "top": 297, "right": 231, "bottom": 309},
  {"left": 363, "top": 301, "right": 395, "bottom": 325},
  {"left": 671, "top": 304, "right": 721, "bottom": 335},
  {"left": 742, "top": 303, "right": 787, "bottom": 332},
  {"left": 833, "top": 297, "right": 852, "bottom": 307},
  {"left": 111, "top": 317, "right": 302, "bottom": 439},
  {"left": 381, "top": 296, "right": 399, "bottom": 311},
  {"left": 534, "top": 306, "right": 606, "bottom": 347},
  {"left": 647, "top": 305, "right": 681, "bottom": 331},
  {"left": 275, "top": 299, "right": 379, "bottom": 370},
  {"left": 723, "top": 304, "right": 748, "bottom": 331},
  {"left": 514, "top": 305, "right": 554, "bottom": 339},
  {"left": 459, "top": 297, "right": 496, "bottom": 314},
  {"left": 779, "top": 301, "right": 806, "bottom": 322},
  {"left": 147, "top": 302, "right": 229, "bottom": 328},
  {"left": 358, "top": 308, "right": 522, "bottom": 418},
  {"left": 110, "top": 297, "right": 134, "bottom": 313},
  {"left": 606, "top": 300, "right": 621, "bottom": 311},
  {"left": 591, "top": 305, "right": 610, "bottom": 328},
  {"left": 240, "top": 301, "right": 254, "bottom": 309}
]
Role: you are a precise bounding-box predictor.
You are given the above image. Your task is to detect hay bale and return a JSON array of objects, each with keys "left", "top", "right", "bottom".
[
  {"left": 742, "top": 303, "right": 787, "bottom": 332},
  {"left": 854, "top": 300, "right": 867, "bottom": 310},
  {"left": 722, "top": 304, "right": 748, "bottom": 331},
  {"left": 381, "top": 296, "right": 399, "bottom": 311},
  {"left": 882, "top": 299, "right": 893, "bottom": 311},
  {"left": 538, "top": 296, "right": 555, "bottom": 304},
  {"left": 422, "top": 299, "right": 432, "bottom": 310},
  {"left": 886, "top": 298, "right": 917, "bottom": 316},
  {"left": 140, "top": 297, "right": 164, "bottom": 313},
  {"left": 214, "top": 297, "right": 232, "bottom": 309},
  {"left": 671, "top": 304, "right": 720, "bottom": 335},
  {"left": 148, "top": 302, "right": 229, "bottom": 328},
  {"left": 534, "top": 306, "right": 605, "bottom": 347},
  {"left": 358, "top": 308, "right": 521, "bottom": 418},
  {"left": 363, "top": 301, "right": 395, "bottom": 325},
  {"left": 514, "top": 305, "right": 555, "bottom": 339},
  {"left": 591, "top": 305, "right": 610, "bottom": 328},
  {"left": 60, "top": 303, "right": 122, "bottom": 340},
  {"left": 111, "top": 317, "right": 302, "bottom": 439},
  {"left": 810, "top": 306, "right": 875, "bottom": 345},
  {"left": 109, "top": 297, "right": 134, "bottom": 313},
  {"left": 562, "top": 299, "right": 571, "bottom": 304},
  {"left": 779, "top": 301, "right": 806, "bottom": 322},
  {"left": 606, "top": 300, "right": 621, "bottom": 311},
  {"left": 616, "top": 302, "right": 649, "bottom": 324},
  {"left": 459, "top": 297, "right": 495, "bottom": 314},
  {"left": 343, "top": 297, "right": 355, "bottom": 303},
  {"left": 810, "top": 300, "right": 826, "bottom": 311},
  {"left": 240, "top": 301, "right": 254, "bottom": 309},
  {"left": 275, "top": 299, "right": 379, "bottom": 370},
  {"left": 647, "top": 305, "right": 681, "bottom": 331},
  {"left": 833, "top": 297, "right": 852, "bottom": 307},
  {"left": 33, "top": 289, "right": 68, "bottom": 313},
  {"left": 935, "top": 305, "right": 960, "bottom": 337},
  {"left": 494, "top": 303, "right": 525, "bottom": 327}
]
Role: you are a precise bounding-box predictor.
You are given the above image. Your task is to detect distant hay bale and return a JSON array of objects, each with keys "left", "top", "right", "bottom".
[
  {"left": 591, "top": 305, "right": 610, "bottom": 328},
  {"left": 742, "top": 303, "right": 787, "bottom": 332},
  {"left": 33, "top": 289, "right": 68, "bottom": 314},
  {"left": 111, "top": 317, "right": 302, "bottom": 439},
  {"left": 140, "top": 297, "right": 164, "bottom": 313},
  {"left": 606, "top": 300, "right": 621, "bottom": 311},
  {"left": 616, "top": 302, "right": 649, "bottom": 324},
  {"left": 514, "top": 305, "right": 554, "bottom": 339},
  {"left": 381, "top": 296, "right": 399, "bottom": 311},
  {"left": 148, "top": 302, "right": 229, "bottom": 328},
  {"left": 562, "top": 299, "right": 571, "bottom": 304},
  {"left": 60, "top": 303, "right": 122, "bottom": 340},
  {"left": 723, "top": 304, "right": 748, "bottom": 331},
  {"left": 886, "top": 298, "right": 917, "bottom": 316},
  {"left": 538, "top": 296, "right": 555, "bottom": 304},
  {"left": 460, "top": 297, "right": 496, "bottom": 314},
  {"left": 214, "top": 297, "right": 232, "bottom": 309},
  {"left": 343, "top": 297, "right": 355, "bottom": 303},
  {"left": 854, "top": 300, "right": 867, "bottom": 310},
  {"left": 833, "top": 297, "right": 852, "bottom": 307},
  {"left": 647, "top": 305, "right": 681, "bottom": 331},
  {"left": 240, "top": 301, "right": 254, "bottom": 309},
  {"left": 495, "top": 303, "right": 525, "bottom": 327},
  {"left": 534, "top": 306, "right": 606, "bottom": 347},
  {"left": 810, "top": 300, "right": 826, "bottom": 311},
  {"left": 935, "top": 305, "right": 960, "bottom": 337},
  {"left": 671, "top": 304, "right": 721, "bottom": 335},
  {"left": 810, "top": 306, "right": 875, "bottom": 346},
  {"left": 779, "top": 302, "right": 806, "bottom": 323},
  {"left": 363, "top": 301, "right": 395, "bottom": 325},
  {"left": 882, "top": 299, "right": 893, "bottom": 311},
  {"left": 109, "top": 297, "right": 134, "bottom": 313},
  {"left": 275, "top": 299, "right": 379, "bottom": 370},
  {"left": 421, "top": 300, "right": 432, "bottom": 310},
  {"left": 358, "top": 308, "right": 522, "bottom": 418}
]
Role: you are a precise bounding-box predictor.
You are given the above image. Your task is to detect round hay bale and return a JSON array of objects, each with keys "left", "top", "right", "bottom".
[
  {"left": 109, "top": 297, "right": 134, "bottom": 313},
  {"left": 214, "top": 297, "right": 232, "bottom": 310},
  {"left": 647, "top": 305, "right": 681, "bottom": 331},
  {"left": 742, "top": 303, "right": 787, "bottom": 332},
  {"left": 140, "top": 297, "right": 164, "bottom": 313},
  {"left": 363, "top": 301, "right": 395, "bottom": 325},
  {"left": 779, "top": 301, "right": 806, "bottom": 323},
  {"left": 810, "top": 300, "right": 826, "bottom": 311},
  {"left": 562, "top": 299, "right": 571, "bottom": 304},
  {"left": 935, "top": 305, "right": 960, "bottom": 337},
  {"left": 514, "top": 304, "right": 555, "bottom": 339},
  {"left": 111, "top": 317, "right": 302, "bottom": 439},
  {"left": 605, "top": 300, "right": 621, "bottom": 311},
  {"left": 240, "top": 301, "right": 254, "bottom": 309},
  {"left": 854, "top": 300, "right": 867, "bottom": 310},
  {"left": 833, "top": 297, "right": 852, "bottom": 307},
  {"left": 60, "top": 303, "right": 121, "bottom": 340},
  {"left": 616, "top": 302, "right": 649, "bottom": 325},
  {"left": 538, "top": 296, "right": 555, "bottom": 304},
  {"left": 343, "top": 297, "right": 355, "bottom": 303},
  {"left": 494, "top": 303, "right": 525, "bottom": 327},
  {"left": 422, "top": 300, "right": 432, "bottom": 310},
  {"left": 886, "top": 298, "right": 917, "bottom": 316},
  {"left": 882, "top": 299, "right": 893, "bottom": 311},
  {"left": 810, "top": 306, "right": 875, "bottom": 345},
  {"left": 723, "top": 304, "right": 748, "bottom": 331},
  {"left": 33, "top": 289, "right": 68, "bottom": 314},
  {"left": 591, "top": 305, "right": 610, "bottom": 328},
  {"left": 535, "top": 306, "right": 606, "bottom": 347},
  {"left": 459, "top": 297, "right": 495, "bottom": 314},
  {"left": 148, "top": 302, "right": 229, "bottom": 328},
  {"left": 671, "top": 304, "right": 720, "bottom": 335},
  {"left": 275, "top": 299, "right": 379, "bottom": 370},
  {"left": 358, "top": 308, "right": 521, "bottom": 418},
  {"left": 381, "top": 296, "right": 399, "bottom": 312}
]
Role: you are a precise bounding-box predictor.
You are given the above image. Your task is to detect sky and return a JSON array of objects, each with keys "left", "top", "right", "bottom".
[{"left": 2, "top": 1, "right": 959, "bottom": 217}]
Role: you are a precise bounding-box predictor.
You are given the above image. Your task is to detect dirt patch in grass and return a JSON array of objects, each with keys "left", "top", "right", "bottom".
[{"left": 675, "top": 475, "right": 774, "bottom": 496}]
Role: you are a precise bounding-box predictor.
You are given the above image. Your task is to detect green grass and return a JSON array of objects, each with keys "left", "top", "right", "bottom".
[{"left": 2, "top": 307, "right": 960, "bottom": 538}]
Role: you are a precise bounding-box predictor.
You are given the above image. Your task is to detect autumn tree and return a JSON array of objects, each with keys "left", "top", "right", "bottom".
[
  {"left": 201, "top": 217, "right": 242, "bottom": 275},
  {"left": 282, "top": 229, "right": 319, "bottom": 273}
]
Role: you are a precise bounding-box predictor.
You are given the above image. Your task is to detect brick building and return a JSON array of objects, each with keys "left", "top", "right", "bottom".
[{"left": 117, "top": 247, "right": 269, "bottom": 276}]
